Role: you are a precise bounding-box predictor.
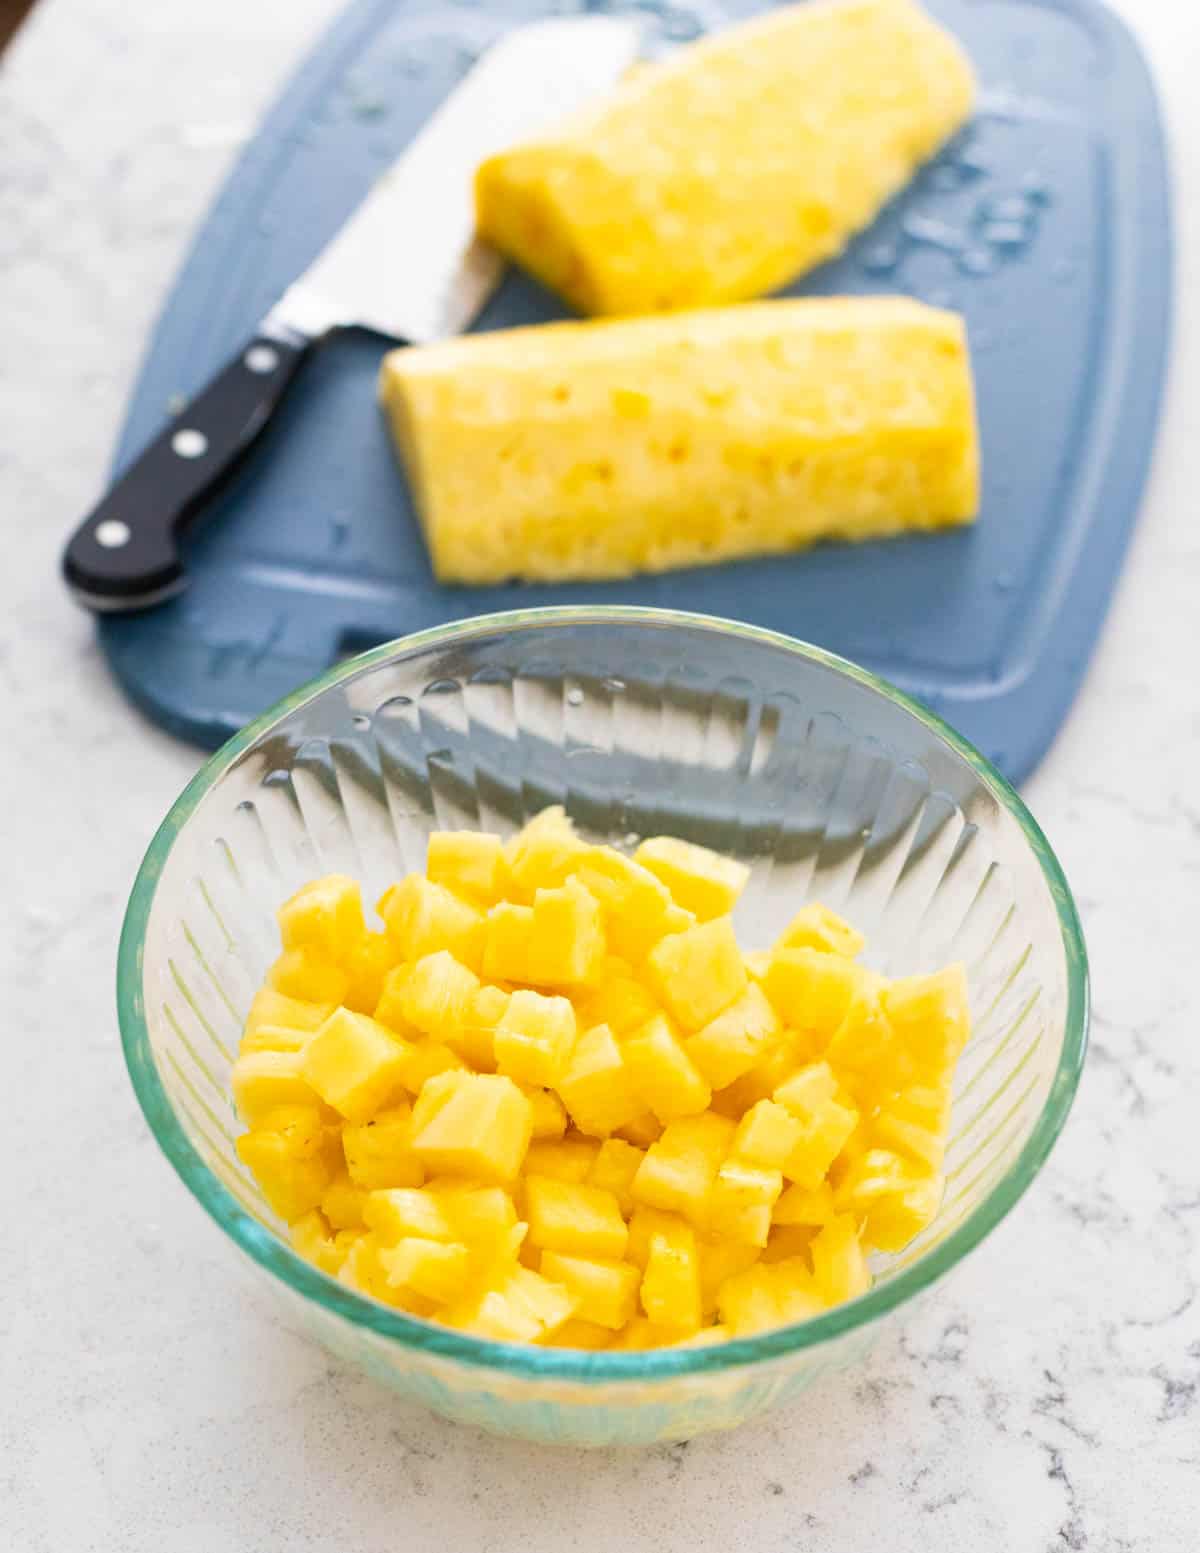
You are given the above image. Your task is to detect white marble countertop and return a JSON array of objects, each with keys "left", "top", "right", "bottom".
[{"left": 2, "top": 0, "right": 1197, "bottom": 1547}]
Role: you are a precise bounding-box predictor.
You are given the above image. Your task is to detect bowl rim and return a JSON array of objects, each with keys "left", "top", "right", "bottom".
[{"left": 118, "top": 605, "right": 1089, "bottom": 1384}]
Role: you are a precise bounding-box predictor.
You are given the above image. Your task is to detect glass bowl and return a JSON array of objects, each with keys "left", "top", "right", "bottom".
[{"left": 118, "top": 607, "right": 1088, "bottom": 1446}]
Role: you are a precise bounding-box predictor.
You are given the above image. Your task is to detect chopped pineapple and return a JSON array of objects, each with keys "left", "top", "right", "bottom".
[
  {"left": 631, "top": 1113, "right": 734, "bottom": 1224},
  {"left": 410, "top": 1073, "right": 533, "bottom": 1184},
  {"left": 527, "top": 878, "right": 605, "bottom": 987},
  {"left": 685, "top": 982, "right": 781, "bottom": 1089},
  {"left": 426, "top": 830, "right": 508, "bottom": 906},
  {"left": 289, "top": 1209, "right": 345, "bottom": 1276},
  {"left": 774, "top": 1063, "right": 859, "bottom": 1188},
  {"left": 774, "top": 902, "right": 864, "bottom": 959},
  {"left": 810, "top": 1213, "right": 871, "bottom": 1303},
  {"left": 278, "top": 874, "right": 366, "bottom": 960},
  {"left": 481, "top": 901, "right": 536, "bottom": 984},
  {"left": 493, "top": 989, "right": 577, "bottom": 1088},
  {"left": 341, "top": 931, "right": 401, "bottom": 1016},
  {"left": 231, "top": 1050, "right": 320, "bottom": 1127},
  {"left": 379, "top": 875, "right": 484, "bottom": 972},
  {"left": 586, "top": 1137, "right": 646, "bottom": 1216},
  {"left": 242, "top": 986, "right": 333, "bottom": 1046},
  {"left": 320, "top": 1172, "right": 368, "bottom": 1230},
  {"left": 397, "top": 950, "right": 480, "bottom": 1039},
  {"left": 557, "top": 1023, "right": 642, "bottom": 1138},
  {"left": 572, "top": 960, "right": 659, "bottom": 1036},
  {"left": 646, "top": 917, "right": 747, "bottom": 1031},
  {"left": 634, "top": 837, "right": 749, "bottom": 921},
  {"left": 730, "top": 1099, "right": 804, "bottom": 1170},
  {"left": 641, "top": 1222, "right": 702, "bottom": 1333},
  {"left": 379, "top": 1237, "right": 472, "bottom": 1305},
  {"left": 540, "top": 1250, "right": 640, "bottom": 1330},
  {"left": 623, "top": 1014, "right": 712, "bottom": 1122},
  {"left": 342, "top": 1105, "right": 424, "bottom": 1190},
  {"left": 524, "top": 1175, "right": 628, "bottom": 1260},
  {"left": 525, "top": 1086, "right": 569, "bottom": 1141},
  {"left": 523, "top": 1136, "right": 600, "bottom": 1184},
  {"left": 573, "top": 850, "right": 676, "bottom": 962},
  {"left": 763, "top": 948, "right": 862, "bottom": 1040},
  {"left": 300, "top": 1009, "right": 412, "bottom": 1124},
  {"left": 504, "top": 808, "right": 588, "bottom": 900},
  {"left": 268, "top": 949, "right": 350, "bottom": 1007}
]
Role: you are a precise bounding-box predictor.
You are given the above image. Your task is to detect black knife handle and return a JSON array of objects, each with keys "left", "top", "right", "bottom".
[{"left": 62, "top": 329, "right": 314, "bottom": 611}]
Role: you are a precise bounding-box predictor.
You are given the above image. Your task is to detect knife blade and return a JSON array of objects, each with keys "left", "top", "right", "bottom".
[{"left": 62, "top": 17, "right": 641, "bottom": 613}]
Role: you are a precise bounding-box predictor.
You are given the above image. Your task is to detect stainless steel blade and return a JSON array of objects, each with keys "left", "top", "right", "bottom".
[{"left": 268, "top": 17, "right": 640, "bottom": 346}]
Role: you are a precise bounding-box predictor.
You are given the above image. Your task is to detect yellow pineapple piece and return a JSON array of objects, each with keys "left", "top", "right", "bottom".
[
  {"left": 557, "top": 1023, "right": 642, "bottom": 1138},
  {"left": 674, "top": 1324, "right": 734, "bottom": 1348},
  {"left": 426, "top": 830, "right": 508, "bottom": 906},
  {"left": 411, "top": 1073, "right": 533, "bottom": 1184},
  {"left": 774, "top": 1062, "right": 859, "bottom": 1187},
  {"left": 527, "top": 878, "right": 605, "bottom": 987},
  {"left": 525, "top": 1086, "right": 568, "bottom": 1141},
  {"left": 381, "top": 298, "right": 979, "bottom": 587},
  {"left": 707, "top": 1160, "right": 782, "bottom": 1247},
  {"left": 396, "top": 950, "right": 480, "bottom": 1040},
  {"left": 624, "top": 1013, "right": 712, "bottom": 1122},
  {"left": 450, "top": 983, "right": 509, "bottom": 1071},
  {"left": 277, "top": 874, "right": 366, "bottom": 960},
  {"left": 372, "top": 963, "right": 418, "bottom": 1038},
  {"left": 573, "top": 848, "right": 676, "bottom": 962},
  {"left": 339, "top": 1234, "right": 436, "bottom": 1314},
  {"left": 481, "top": 902, "right": 536, "bottom": 983},
  {"left": 523, "top": 1136, "right": 600, "bottom": 1184},
  {"left": 641, "top": 1221, "right": 702, "bottom": 1333},
  {"left": 342, "top": 1104, "right": 425, "bottom": 1190},
  {"left": 572, "top": 959, "right": 660, "bottom": 1037},
  {"left": 709, "top": 1032, "right": 811, "bottom": 1118},
  {"left": 730, "top": 1099, "right": 804, "bottom": 1170},
  {"left": 698, "top": 1238, "right": 762, "bottom": 1319},
  {"left": 231, "top": 1050, "right": 320, "bottom": 1126},
  {"left": 289, "top": 1209, "right": 345, "bottom": 1276},
  {"left": 774, "top": 902, "right": 864, "bottom": 959},
  {"left": 524, "top": 1175, "right": 628, "bottom": 1260},
  {"left": 882, "top": 964, "right": 970, "bottom": 1078},
  {"left": 379, "top": 875, "right": 484, "bottom": 972},
  {"left": 634, "top": 836, "right": 750, "bottom": 922},
  {"left": 838, "top": 1147, "right": 943, "bottom": 1251},
  {"left": 431, "top": 1182, "right": 522, "bottom": 1263},
  {"left": 321, "top": 1172, "right": 368, "bottom": 1230},
  {"left": 504, "top": 807, "right": 588, "bottom": 899},
  {"left": 540, "top": 1251, "right": 641, "bottom": 1330},
  {"left": 493, "top": 989, "right": 577, "bottom": 1088},
  {"left": 379, "top": 1237, "right": 472, "bottom": 1305},
  {"left": 543, "top": 1319, "right": 614, "bottom": 1350},
  {"left": 267, "top": 949, "right": 350, "bottom": 1007},
  {"left": 717, "top": 1257, "right": 826, "bottom": 1335},
  {"left": 341, "top": 931, "right": 401, "bottom": 1015},
  {"left": 631, "top": 1112, "right": 735, "bottom": 1224},
  {"left": 300, "top": 1008, "right": 411, "bottom": 1124},
  {"left": 773, "top": 1180, "right": 836, "bottom": 1227},
  {"left": 616, "top": 1111, "right": 665, "bottom": 1149},
  {"left": 810, "top": 1213, "right": 871, "bottom": 1303},
  {"left": 626, "top": 1206, "right": 690, "bottom": 1271},
  {"left": 475, "top": 0, "right": 974, "bottom": 316},
  {"left": 447, "top": 1266, "right": 576, "bottom": 1343},
  {"left": 402, "top": 1041, "right": 467, "bottom": 1094},
  {"left": 646, "top": 917, "right": 747, "bottom": 1032},
  {"left": 236, "top": 1122, "right": 337, "bottom": 1223},
  {"left": 874, "top": 1083, "right": 951, "bottom": 1172},
  {"left": 760, "top": 1224, "right": 818, "bottom": 1264},
  {"left": 586, "top": 1137, "right": 646, "bottom": 1215},
  {"left": 685, "top": 982, "right": 781, "bottom": 1089},
  {"left": 364, "top": 1185, "right": 457, "bottom": 1245},
  {"left": 242, "top": 986, "right": 333, "bottom": 1047},
  {"left": 743, "top": 949, "right": 772, "bottom": 984},
  {"left": 763, "top": 948, "right": 862, "bottom": 1040},
  {"left": 610, "top": 1318, "right": 681, "bottom": 1351}
]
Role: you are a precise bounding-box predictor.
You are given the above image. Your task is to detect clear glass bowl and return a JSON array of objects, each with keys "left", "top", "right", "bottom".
[{"left": 119, "top": 608, "right": 1088, "bottom": 1446}]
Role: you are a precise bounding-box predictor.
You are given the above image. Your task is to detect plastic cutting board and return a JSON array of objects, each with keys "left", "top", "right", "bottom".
[{"left": 96, "top": 0, "right": 1172, "bottom": 781}]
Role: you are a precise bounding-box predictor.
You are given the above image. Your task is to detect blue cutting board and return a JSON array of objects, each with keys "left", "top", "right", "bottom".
[{"left": 97, "top": 0, "right": 1171, "bottom": 782}]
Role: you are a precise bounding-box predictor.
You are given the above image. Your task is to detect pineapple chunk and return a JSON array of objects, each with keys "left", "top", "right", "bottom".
[
  {"left": 493, "top": 989, "right": 577, "bottom": 1088},
  {"left": 731, "top": 1099, "right": 804, "bottom": 1170},
  {"left": 524, "top": 1175, "right": 628, "bottom": 1260},
  {"left": 451, "top": 983, "right": 509, "bottom": 1071},
  {"left": 883, "top": 964, "right": 971, "bottom": 1078},
  {"left": 410, "top": 1073, "right": 533, "bottom": 1184},
  {"left": 838, "top": 1147, "right": 943, "bottom": 1251},
  {"left": 624, "top": 1014, "right": 712, "bottom": 1122},
  {"left": 381, "top": 299, "right": 979, "bottom": 587},
  {"left": 646, "top": 917, "right": 747, "bottom": 1031},
  {"left": 586, "top": 1138, "right": 646, "bottom": 1216},
  {"left": 523, "top": 1136, "right": 600, "bottom": 1184},
  {"left": 573, "top": 849, "right": 676, "bottom": 962},
  {"left": 475, "top": 0, "right": 974, "bottom": 316},
  {"left": 397, "top": 950, "right": 480, "bottom": 1039},
  {"left": 525, "top": 1086, "right": 569, "bottom": 1141},
  {"left": 540, "top": 1251, "right": 640, "bottom": 1330},
  {"left": 242, "top": 986, "right": 333, "bottom": 1046},
  {"left": 527, "top": 878, "right": 605, "bottom": 987},
  {"left": 557, "top": 1023, "right": 642, "bottom": 1138},
  {"left": 824, "top": 972, "right": 912, "bottom": 1106},
  {"left": 372, "top": 963, "right": 418, "bottom": 1038},
  {"left": 379, "top": 1237, "right": 472, "bottom": 1304},
  {"left": 641, "top": 1222, "right": 702, "bottom": 1333},
  {"left": 543, "top": 1319, "right": 614, "bottom": 1351},
  {"left": 447, "top": 1266, "right": 576, "bottom": 1343},
  {"left": 631, "top": 1113, "right": 735, "bottom": 1224},
  {"left": 718, "top": 1257, "right": 826, "bottom": 1335},
  {"left": 610, "top": 1318, "right": 681, "bottom": 1351},
  {"left": 761, "top": 1224, "right": 818, "bottom": 1264},
  {"left": 426, "top": 830, "right": 508, "bottom": 906},
  {"left": 267, "top": 949, "right": 350, "bottom": 1007},
  {"left": 402, "top": 1041, "right": 468, "bottom": 1094},
  {"left": 763, "top": 948, "right": 862, "bottom": 1040},
  {"left": 634, "top": 837, "right": 749, "bottom": 922},
  {"left": 774, "top": 1063, "right": 860, "bottom": 1188},
  {"left": 626, "top": 1206, "right": 690, "bottom": 1271},
  {"left": 321, "top": 1172, "right": 368, "bottom": 1230},
  {"left": 698, "top": 1238, "right": 762, "bottom": 1319},
  {"left": 774, "top": 902, "right": 864, "bottom": 959},
  {"left": 277, "top": 874, "right": 366, "bottom": 960},
  {"left": 289, "top": 1209, "right": 345, "bottom": 1276},
  {"left": 342, "top": 1105, "right": 425, "bottom": 1190},
  {"left": 874, "top": 1087, "right": 950, "bottom": 1173},
  {"left": 616, "top": 1111, "right": 665, "bottom": 1149},
  {"left": 810, "top": 1213, "right": 871, "bottom": 1303},
  {"left": 481, "top": 902, "right": 536, "bottom": 984},
  {"left": 379, "top": 875, "right": 484, "bottom": 971},
  {"left": 364, "top": 1187, "right": 458, "bottom": 1245},
  {"left": 685, "top": 982, "right": 781, "bottom": 1089},
  {"left": 706, "top": 1160, "right": 782, "bottom": 1247},
  {"left": 572, "top": 960, "right": 660, "bottom": 1037},
  {"left": 504, "top": 807, "right": 588, "bottom": 899},
  {"left": 432, "top": 1183, "right": 522, "bottom": 1262},
  {"left": 236, "top": 1123, "right": 337, "bottom": 1222},
  {"left": 341, "top": 931, "right": 401, "bottom": 1015},
  {"left": 231, "top": 1050, "right": 320, "bottom": 1127},
  {"left": 300, "top": 1009, "right": 412, "bottom": 1124},
  {"left": 773, "top": 1180, "right": 836, "bottom": 1227}
]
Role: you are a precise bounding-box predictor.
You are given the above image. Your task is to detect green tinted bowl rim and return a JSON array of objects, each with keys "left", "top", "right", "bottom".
[{"left": 118, "top": 606, "right": 1089, "bottom": 1385}]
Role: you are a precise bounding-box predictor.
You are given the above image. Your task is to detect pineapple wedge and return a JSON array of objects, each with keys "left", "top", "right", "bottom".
[
  {"left": 380, "top": 298, "right": 979, "bottom": 586},
  {"left": 475, "top": 0, "right": 975, "bottom": 317}
]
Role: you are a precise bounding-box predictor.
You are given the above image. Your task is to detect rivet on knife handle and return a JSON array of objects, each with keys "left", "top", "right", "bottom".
[{"left": 62, "top": 326, "right": 313, "bottom": 612}]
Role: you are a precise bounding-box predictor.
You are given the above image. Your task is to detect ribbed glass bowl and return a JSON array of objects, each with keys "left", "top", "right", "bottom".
[{"left": 119, "top": 608, "right": 1087, "bottom": 1446}]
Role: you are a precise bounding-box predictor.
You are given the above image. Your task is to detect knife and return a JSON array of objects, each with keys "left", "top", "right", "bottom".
[{"left": 62, "top": 17, "right": 641, "bottom": 613}]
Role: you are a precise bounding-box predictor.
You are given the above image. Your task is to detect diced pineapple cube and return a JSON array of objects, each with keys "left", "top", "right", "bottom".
[
  {"left": 586, "top": 1137, "right": 646, "bottom": 1215},
  {"left": 557, "top": 1023, "right": 642, "bottom": 1137},
  {"left": 524, "top": 1175, "right": 628, "bottom": 1259},
  {"left": 543, "top": 1319, "right": 614, "bottom": 1350},
  {"left": 717, "top": 1258, "right": 825, "bottom": 1335},
  {"left": 410, "top": 1072, "right": 533, "bottom": 1183},
  {"left": 707, "top": 1160, "right": 782, "bottom": 1246},
  {"left": 242, "top": 986, "right": 333, "bottom": 1045},
  {"left": 610, "top": 1318, "right": 680, "bottom": 1351},
  {"left": 365, "top": 1187, "right": 458, "bottom": 1245},
  {"left": 403, "top": 1042, "right": 468, "bottom": 1094},
  {"left": 774, "top": 1063, "right": 859, "bottom": 1188},
  {"left": 236, "top": 1125, "right": 336, "bottom": 1222},
  {"left": 624, "top": 1013, "right": 712, "bottom": 1122},
  {"left": 763, "top": 948, "right": 861, "bottom": 1039},
  {"left": 373, "top": 964, "right": 418, "bottom": 1037},
  {"left": 342, "top": 1104, "right": 425, "bottom": 1190},
  {"left": 504, "top": 807, "right": 588, "bottom": 900},
  {"left": 289, "top": 1209, "right": 345, "bottom": 1276},
  {"left": 397, "top": 950, "right": 480, "bottom": 1039},
  {"left": 321, "top": 1172, "right": 368, "bottom": 1230},
  {"left": 824, "top": 973, "right": 912, "bottom": 1105},
  {"left": 774, "top": 902, "right": 865, "bottom": 959},
  {"left": 573, "top": 848, "right": 675, "bottom": 962},
  {"left": 838, "top": 1148, "right": 943, "bottom": 1252},
  {"left": 882, "top": 964, "right": 971, "bottom": 1077},
  {"left": 641, "top": 1222, "right": 701, "bottom": 1332},
  {"left": 493, "top": 989, "right": 577, "bottom": 1087},
  {"left": 300, "top": 1008, "right": 412, "bottom": 1124},
  {"left": 267, "top": 949, "right": 350, "bottom": 1007},
  {"left": 341, "top": 931, "right": 401, "bottom": 1015},
  {"left": 731, "top": 1099, "right": 804, "bottom": 1169},
  {"left": 379, "top": 1237, "right": 472, "bottom": 1304},
  {"left": 697, "top": 1238, "right": 762, "bottom": 1319},
  {"left": 773, "top": 1180, "right": 835, "bottom": 1227},
  {"left": 431, "top": 1182, "right": 521, "bottom": 1261},
  {"left": 426, "top": 830, "right": 508, "bottom": 906},
  {"left": 540, "top": 1250, "right": 640, "bottom": 1329},
  {"left": 482, "top": 901, "right": 536, "bottom": 983},
  {"left": 810, "top": 1213, "right": 871, "bottom": 1303},
  {"left": 760, "top": 1224, "right": 817, "bottom": 1263},
  {"left": 685, "top": 982, "right": 781, "bottom": 1089},
  {"left": 450, "top": 983, "right": 509, "bottom": 1071},
  {"left": 743, "top": 949, "right": 772, "bottom": 983},
  {"left": 674, "top": 1324, "right": 734, "bottom": 1348},
  {"left": 339, "top": 1234, "right": 435, "bottom": 1313},
  {"left": 523, "top": 1136, "right": 600, "bottom": 1183},
  {"left": 626, "top": 1206, "right": 690, "bottom": 1270},
  {"left": 572, "top": 961, "right": 660, "bottom": 1037},
  {"left": 631, "top": 1112, "right": 734, "bottom": 1223},
  {"left": 522, "top": 1086, "right": 566, "bottom": 1141},
  {"left": 634, "top": 836, "right": 750, "bottom": 921},
  {"left": 874, "top": 1101, "right": 948, "bottom": 1174},
  {"left": 231, "top": 1050, "right": 320, "bottom": 1126},
  {"left": 616, "top": 1111, "right": 665, "bottom": 1149},
  {"left": 379, "top": 875, "right": 484, "bottom": 972},
  {"left": 646, "top": 917, "right": 747, "bottom": 1031},
  {"left": 527, "top": 878, "right": 605, "bottom": 987},
  {"left": 277, "top": 873, "right": 366, "bottom": 960},
  {"left": 450, "top": 1265, "right": 577, "bottom": 1343}
]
